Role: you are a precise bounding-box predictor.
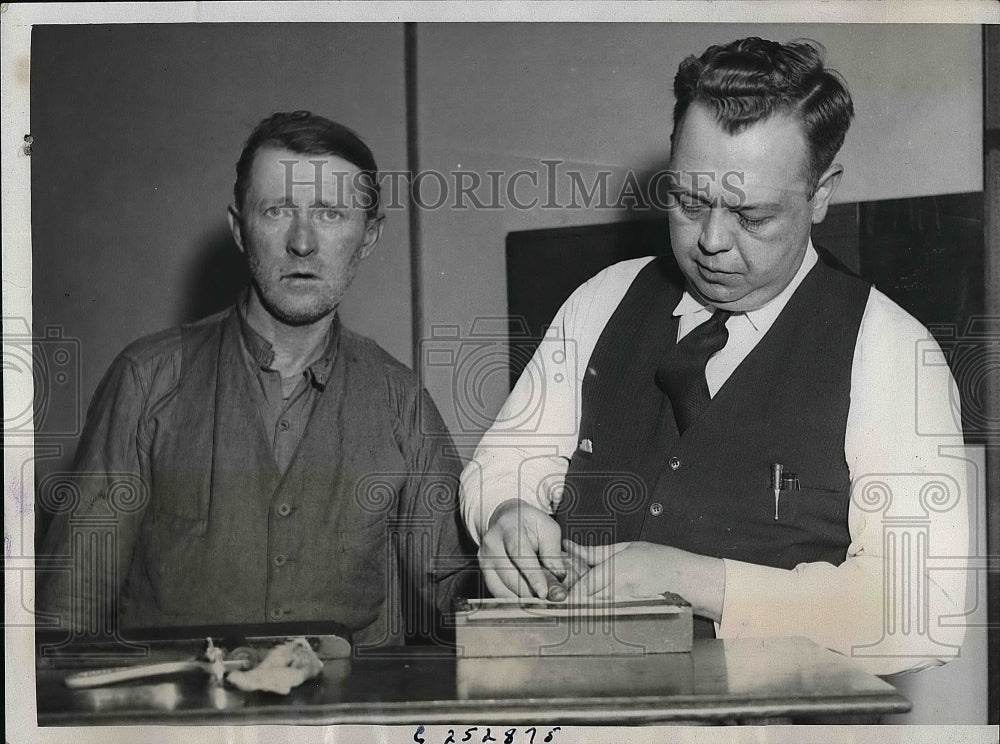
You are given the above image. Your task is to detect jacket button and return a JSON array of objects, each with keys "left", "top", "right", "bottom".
[
  {"left": 273, "top": 554, "right": 286, "bottom": 567},
  {"left": 668, "top": 457, "right": 681, "bottom": 470},
  {"left": 278, "top": 419, "right": 290, "bottom": 431},
  {"left": 649, "top": 502, "right": 663, "bottom": 516},
  {"left": 270, "top": 608, "right": 284, "bottom": 620},
  {"left": 276, "top": 503, "right": 292, "bottom": 517}
]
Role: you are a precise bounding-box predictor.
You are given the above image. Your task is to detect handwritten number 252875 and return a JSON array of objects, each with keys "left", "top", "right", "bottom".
[{"left": 413, "top": 726, "right": 562, "bottom": 744}]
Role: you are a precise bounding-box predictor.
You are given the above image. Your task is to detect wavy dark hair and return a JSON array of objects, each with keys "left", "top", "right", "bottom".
[
  {"left": 233, "top": 110, "right": 380, "bottom": 219},
  {"left": 672, "top": 37, "right": 854, "bottom": 194}
]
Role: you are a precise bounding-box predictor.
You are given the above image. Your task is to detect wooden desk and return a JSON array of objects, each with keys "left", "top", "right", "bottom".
[{"left": 36, "top": 637, "right": 909, "bottom": 726}]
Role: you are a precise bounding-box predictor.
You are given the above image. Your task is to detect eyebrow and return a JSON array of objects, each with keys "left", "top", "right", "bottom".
[
  {"left": 736, "top": 202, "right": 782, "bottom": 212},
  {"left": 669, "top": 187, "right": 780, "bottom": 212},
  {"left": 254, "top": 196, "right": 348, "bottom": 209},
  {"left": 669, "top": 187, "right": 711, "bottom": 205}
]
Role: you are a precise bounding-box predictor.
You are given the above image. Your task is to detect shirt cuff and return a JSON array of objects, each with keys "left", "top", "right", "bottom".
[{"left": 717, "top": 557, "right": 963, "bottom": 676}]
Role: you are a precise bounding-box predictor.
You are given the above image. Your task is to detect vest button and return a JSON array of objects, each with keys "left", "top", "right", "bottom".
[
  {"left": 276, "top": 503, "right": 292, "bottom": 517},
  {"left": 668, "top": 457, "right": 681, "bottom": 470},
  {"left": 270, "top": 608, "right": 284, "bottom": 620},
  {"left": 273, "top": 554, "right": 286, "bottom": 567},
  {"left": 649, "top": 502, "right": 663, "bottom": 516},
  {"left": 278, "top": 419, "right": 290, "bottom": 431}
]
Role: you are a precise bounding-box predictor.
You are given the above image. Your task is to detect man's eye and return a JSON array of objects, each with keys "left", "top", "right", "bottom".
[
  {"left": 677, "top": 199, "right": 707, "bottom": 217},
  {"left": 318, "top": 209, "right": 342, "bottom": 222},
  {"left": 263, "top": 206, "right": 283, "bottom": 218},
  {"left": 738, "top": 214, "right": 770, "bottom": 232}
]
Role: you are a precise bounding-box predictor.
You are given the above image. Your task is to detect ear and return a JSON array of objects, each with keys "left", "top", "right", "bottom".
[
  {"left": 359, "top": 214, "right": 384, "bottom": 260},
  {"left": 809, "top": 164, "right": 843, "bottom": 224},
  {"left": 227, "top": 205, "right": 246, "bottom": 254}
]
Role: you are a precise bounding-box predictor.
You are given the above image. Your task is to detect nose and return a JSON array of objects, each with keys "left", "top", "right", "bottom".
[
  {"left": 698, "top": 207, "right": 734, "bottom": 255},
  {"left": 286, "top": 212, "right": 317, "bottom": 257}
]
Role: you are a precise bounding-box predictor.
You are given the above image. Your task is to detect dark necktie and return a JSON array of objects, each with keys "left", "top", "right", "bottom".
[{"left": 655, "top": 310, "right": 732, "bottom": 434}]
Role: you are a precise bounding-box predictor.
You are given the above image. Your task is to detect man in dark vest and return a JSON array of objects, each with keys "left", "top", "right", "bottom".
[
  {"left": 461, "top": 38, "right": 968, "bottom": 675},
  {"left": 39, "top": 111, "right": 473, "bottom": 647}
]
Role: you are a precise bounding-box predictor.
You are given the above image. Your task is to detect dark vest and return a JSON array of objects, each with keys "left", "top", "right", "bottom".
[
  {"left": 559, "top": 252, "right": 871, "bottom": 571},
  {"left": 120, "top": 310, "right": 407, "bottom": 642}
]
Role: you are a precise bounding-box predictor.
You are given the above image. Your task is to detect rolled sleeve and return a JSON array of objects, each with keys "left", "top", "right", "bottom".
[{"left": 718, "top": 290, "right": 971, "bottom": 676}]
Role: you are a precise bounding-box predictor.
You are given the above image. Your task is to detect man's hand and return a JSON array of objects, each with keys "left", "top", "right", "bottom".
[
  {"left": 563, "top": 539, "right": 726, "bottom": 622},
  {"left": 479, "top": 498, "right": 571, "bottom": 598}
]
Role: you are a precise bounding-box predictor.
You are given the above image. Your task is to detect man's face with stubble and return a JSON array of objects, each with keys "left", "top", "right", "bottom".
[{"left": 229, "top": 147, "right": 382, "bottom": 326}]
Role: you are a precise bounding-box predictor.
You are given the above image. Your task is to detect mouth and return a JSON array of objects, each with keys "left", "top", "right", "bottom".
[
  {"left": 280, "top": 271, "right": 321, "bottom": 282},
  {"left": 695, "top": 262, "right": 737, "bottom": 279}
]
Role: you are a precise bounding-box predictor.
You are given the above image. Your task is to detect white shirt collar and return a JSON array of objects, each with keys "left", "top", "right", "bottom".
[{"left": 672, "top": 240, "right": 819, "bottom": 332}]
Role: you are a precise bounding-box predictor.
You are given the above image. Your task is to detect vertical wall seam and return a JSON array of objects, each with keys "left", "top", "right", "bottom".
[{"left": 404, "top": 22, "right": 423, "bottom": 372}]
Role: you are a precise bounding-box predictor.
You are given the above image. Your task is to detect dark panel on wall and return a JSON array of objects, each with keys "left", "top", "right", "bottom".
[
  {"left": 817, "top": 202, "right": 860, "bottom": 273},
  {"left": 858, "top": 192, "right": 986, "bottom": 444},
  {"left": 505, "top": 218, "right": 672, "bottom": 387}
]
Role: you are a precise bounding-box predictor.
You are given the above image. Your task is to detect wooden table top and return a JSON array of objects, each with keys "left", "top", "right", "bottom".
[{"left": 35, "top": 636, "right": 909, "bottom": 726}]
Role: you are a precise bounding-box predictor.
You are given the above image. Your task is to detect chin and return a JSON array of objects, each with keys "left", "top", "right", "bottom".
[
  {"left": 263, "top": 294, "right": 338, "bottom": 327},
  {"left": 276, "top": 310, "right": 335, "bottom": 326},
  {"left": 688, "top": 279, "right": 732, "bottom": 304}
]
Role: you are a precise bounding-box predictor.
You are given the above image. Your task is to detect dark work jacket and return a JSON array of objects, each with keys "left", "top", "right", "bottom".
[
  {"left": 39, "top": 308, "right": 474, "bottom": 646},
  {"left": 558, "top": 252, "right": 871, "bottom": 571}
]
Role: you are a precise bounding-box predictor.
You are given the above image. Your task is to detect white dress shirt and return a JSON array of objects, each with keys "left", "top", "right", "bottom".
[{"left": 460, "top": 241, "right": 970, "bottom": 676}]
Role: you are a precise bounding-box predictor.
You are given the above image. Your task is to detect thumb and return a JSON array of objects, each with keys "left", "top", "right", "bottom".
[
  {"left": 534, "top": 513, "right": 566, "bottom": 576},
  {"left": 563, "top": 539, "right": 621, "bottom": 567},
  {"left": 538, "top": 551, "right": 569, "bottom": 579}
]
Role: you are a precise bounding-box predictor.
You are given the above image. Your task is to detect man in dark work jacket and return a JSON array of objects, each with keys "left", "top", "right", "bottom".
[
  {"left": 460, "top": 38, "right": 968, "bottom": 676},
  {"left": 38, "top": 111, "right": 474, "bottom": 647}
]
